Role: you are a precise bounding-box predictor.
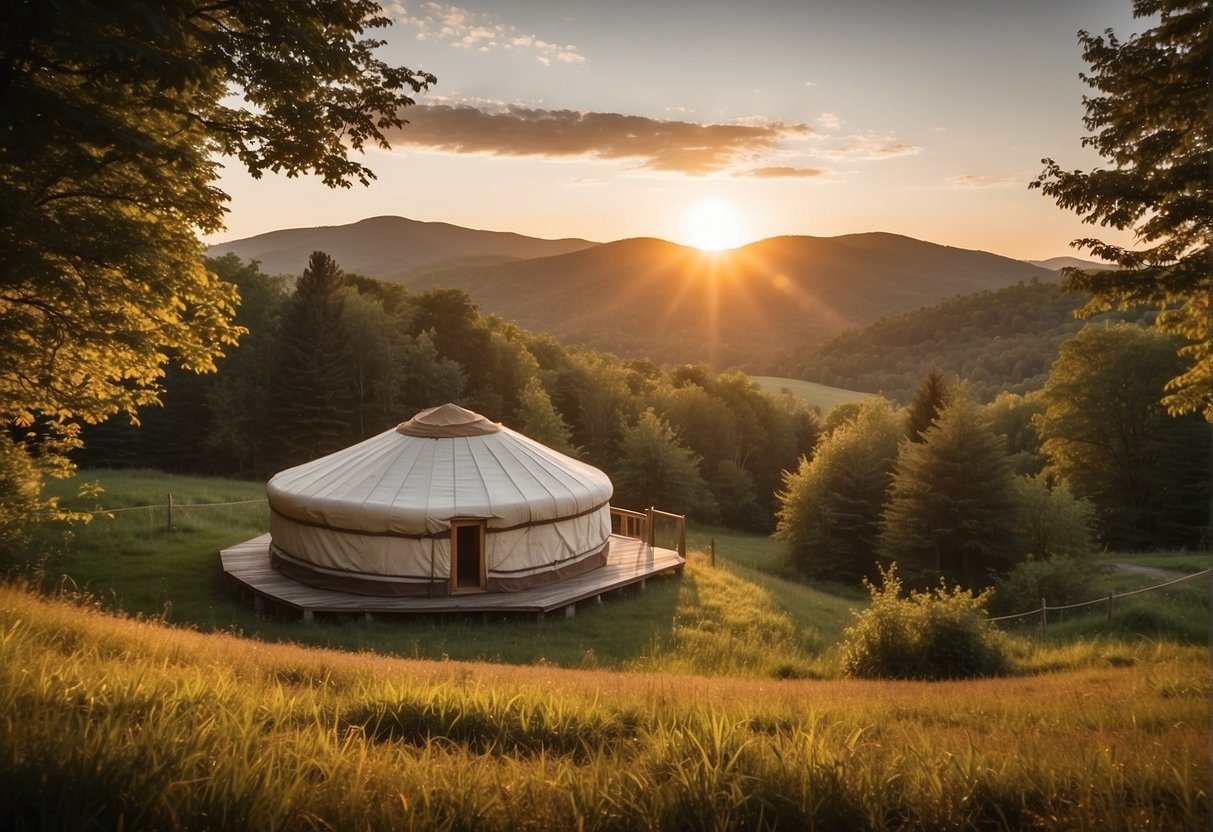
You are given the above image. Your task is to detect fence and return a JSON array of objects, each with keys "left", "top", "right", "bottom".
[
  {"left": 988, "top": 567, "right": 1211, "bottom": 637},
  {"left": 90, "top": 495, "right": 268, "bottom": 531}
]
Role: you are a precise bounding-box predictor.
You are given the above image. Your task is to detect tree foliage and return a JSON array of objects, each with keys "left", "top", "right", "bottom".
[
  {"left": 1032, "top": 0, "right": 1210, "bottom": 417},
  {"left": 775, "top": 398, "right": 903, "bottom": 580},
  {"left": 880, "top": 394, "right": 1020, "bottom": 586},
  {"left": 1035, "top": 322, "right": 1210, "bottom": 548},
  {"left": 614, "top": 409, "right": 716, "bottom": 521},
  {"left": 905, "top": 367, "right": 951, "bottom": 442},
  {"left": 270, "top": 252, "right": 356, "bottom": 468},
  {"left": 0, "top": 0, "right": 434, "bottom": 524}
]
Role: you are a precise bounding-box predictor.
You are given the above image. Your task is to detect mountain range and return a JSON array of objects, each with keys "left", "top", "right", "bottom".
[{"left": 208, "top": 216, "right": 1057, "bottom": 369}]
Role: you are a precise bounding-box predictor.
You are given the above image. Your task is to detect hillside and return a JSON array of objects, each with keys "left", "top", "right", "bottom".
[
  {"left": 401, "top": 232, "right": 1055, "bottom": 369},
  {"left": 206, "top": 215, "right": 599, "bottom": 277},
  {"left": 3, "top": 583, "right": 1208, "bottom": 830},
  {"left": 774, "top": 280, "right": 1152, "bottom": 403}
]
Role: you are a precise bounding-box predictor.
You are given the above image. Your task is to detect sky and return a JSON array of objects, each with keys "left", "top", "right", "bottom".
[{"left": 206, "top": 0, "right": 1148, "bottom": 260}]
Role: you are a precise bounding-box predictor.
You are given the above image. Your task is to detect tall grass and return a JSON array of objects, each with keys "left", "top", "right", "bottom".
[{"left": 2, "top": 584, "right": 1208, "bottom": 831}]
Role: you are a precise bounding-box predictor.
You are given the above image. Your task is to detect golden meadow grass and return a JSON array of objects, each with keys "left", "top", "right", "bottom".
[{"left": 2, "top": 583, "right": 1208, "bottom": 831}]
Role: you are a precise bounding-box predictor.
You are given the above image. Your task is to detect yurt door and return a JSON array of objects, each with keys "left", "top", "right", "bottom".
[{"left": 451, "top": 519, "right": 487, "bottom": 592}]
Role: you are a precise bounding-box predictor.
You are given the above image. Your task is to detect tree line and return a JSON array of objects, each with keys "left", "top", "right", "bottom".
[
  {"left": 777, "top": 324, "right": 1209, "bottom": 593},
  {"left": 773, "top": 279, "right": 1153, "bottom": 404},
  {"left": 79, "top": 251, "right": 819, "bottom": 532}
]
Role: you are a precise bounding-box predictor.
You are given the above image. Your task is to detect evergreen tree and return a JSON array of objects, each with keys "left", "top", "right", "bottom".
[
  {"left": 270, "top": 252, "right": 356, "bottom": 468},
  {"left": 881, "top": 395, "right": 1020, "bottom": 586},
  {"left": 775, "top": 397, "right": 903, "bottom": 580},
  {"left": 905, "top": 367, "right": 950, "bottom": 442}
]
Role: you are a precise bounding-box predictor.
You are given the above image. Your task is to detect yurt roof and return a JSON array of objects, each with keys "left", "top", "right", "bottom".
[{"left": 266, "top": 404, "right": 612, "bottom": 537}]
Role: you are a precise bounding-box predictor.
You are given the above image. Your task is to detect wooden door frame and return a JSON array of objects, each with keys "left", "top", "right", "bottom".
[{"left": 450, "top": 518, "right": 487, "bottom": 593}]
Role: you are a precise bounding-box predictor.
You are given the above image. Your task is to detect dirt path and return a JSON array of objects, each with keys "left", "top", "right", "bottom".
[{"left": 1113, "top": 563, "right": 1190, "bottom": 583}]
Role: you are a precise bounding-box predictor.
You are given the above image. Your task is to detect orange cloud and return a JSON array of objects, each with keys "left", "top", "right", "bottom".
[
  {"left": 387, "top": 104, "right": 813, "bottom": 176},
  {"left": 739, "top": 166, "right": 824, "bottom": 179}
]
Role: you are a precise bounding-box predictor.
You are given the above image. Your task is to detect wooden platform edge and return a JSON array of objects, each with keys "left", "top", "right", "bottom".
[{"left": 220, "top": 534, "right": 685, "bottom": 619}]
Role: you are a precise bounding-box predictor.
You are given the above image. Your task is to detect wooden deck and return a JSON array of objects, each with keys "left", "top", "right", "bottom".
[{"left": 220, "top": 534, "right": 685, "bottom": 620}]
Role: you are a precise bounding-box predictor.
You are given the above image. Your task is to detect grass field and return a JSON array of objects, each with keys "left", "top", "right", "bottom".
[
  {"left": 2, "top": 583, "right": 1208, "bottom": 831},
  {"left": 749, "top": 375, "right": 875, "bottom": 413},
  {"left": 6, "top": 468, "right": 1211, "bottom": 829}
]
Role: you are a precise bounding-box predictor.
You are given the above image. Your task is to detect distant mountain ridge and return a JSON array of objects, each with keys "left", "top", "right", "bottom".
[
  {"left": 1026, "top": 256, "right": 1120, "bottom": 272},
  {"left": 399, "top": 231, "right": 1056, "bottom": 368},
  {"left": 210, "top": 216, "right": 1057, "bottom": 369},
  {"left": 206, "top": 215, "right": 599, "bottom": 277}
]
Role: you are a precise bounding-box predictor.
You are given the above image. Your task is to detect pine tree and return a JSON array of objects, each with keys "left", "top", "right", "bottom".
[
  {"left": 270, "top": 252, "right": 356, "bottom": 468},
  {"left": 905, "top": 368, "right": 950, "bottom": 442},
  {"left": 881, "top": 395, "right": 1019, "bottom": 586}
]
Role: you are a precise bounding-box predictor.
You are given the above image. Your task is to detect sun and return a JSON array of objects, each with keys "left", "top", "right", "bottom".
[{"left": 684, "top": 197, "right": 743, "bottom": 252}]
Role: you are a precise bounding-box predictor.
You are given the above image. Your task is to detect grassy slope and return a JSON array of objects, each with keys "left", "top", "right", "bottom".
[
  {"left": 2, "top": 583, "right": 1208, "bottom": 831},
  {"left": 28, "top": 470, "right": 860, "bottom": 677},
  {"left": 748, "top": 375, "right": 874, "bottom": 413}
]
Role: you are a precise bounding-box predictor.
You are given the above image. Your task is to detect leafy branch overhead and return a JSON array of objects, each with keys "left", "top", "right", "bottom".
[
  {"left": 0, "top": 0, "right": 434, "bottom": 534},
  {"left": 1031, "top": 0, "right": 1210, "bottom": 417}
]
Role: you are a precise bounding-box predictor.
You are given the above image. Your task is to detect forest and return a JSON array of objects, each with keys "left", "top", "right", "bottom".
[
  {"left": 772, "top": 278, "right": 1152, "bottom": 403},
  {"left": 74, "top": 250, "right": 1210, "bottom": 598},
  {"left": 78, "top": 252, "right": 820, "bottom": 534}
]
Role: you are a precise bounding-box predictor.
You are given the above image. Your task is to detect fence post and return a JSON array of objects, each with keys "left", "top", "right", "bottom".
[
  {"left": 1106, "top": 591, "right": 1114, "bottom": 625},
  {"left": 710, "top": 538, "right": 716, "bottom": 568},
  {"left": 167, "top": 492, "right": 174, "bottom": 532},
  {"left": 1040, "top": 597, "right": 1047, "bottom": 640}
]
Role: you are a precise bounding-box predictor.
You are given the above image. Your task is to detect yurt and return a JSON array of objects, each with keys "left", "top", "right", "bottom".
[{"left": 266, "top": 404, "right": 613, "bottom": 596}]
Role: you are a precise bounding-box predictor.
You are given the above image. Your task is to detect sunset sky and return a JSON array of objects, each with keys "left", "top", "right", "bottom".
[{"left": 208, "top": 0, "right": 1145, "bottom": 260}]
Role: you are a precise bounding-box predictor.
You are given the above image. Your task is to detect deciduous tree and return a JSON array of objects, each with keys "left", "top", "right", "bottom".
[
  {"left": 0, "top": 0, "right": 433, "bottom": 525},
  {"left": 1035, "top": 322, "right": 1209, "bottom": 548},
  {"left": 881, "top": 394, "right": 1020, "bottom": 586},
  {"left": 1032, "top": 0, "right": 1210, "bottom": 417},
  {"left": 775, "top": 398, "right": 903, "bottom": 580}
]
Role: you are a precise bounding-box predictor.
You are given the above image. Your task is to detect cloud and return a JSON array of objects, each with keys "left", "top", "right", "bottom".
[
  {"left": 387, "top": 104, "right": 813, "bottom": 176},
  {"left": 813, "top": 131, "right": 922, "bottom": 160},
  {"left": 946, "top": 173, "right": 1022, "bottom": 189},
  {"left": 394, "top": 3, "right": 585, "bottom": 65},
  {"left": 814, "top": 113, "right": 841, "bottom": 130},
  {"left": 738, "top": 166, "right": 824, "bottom": 179}
]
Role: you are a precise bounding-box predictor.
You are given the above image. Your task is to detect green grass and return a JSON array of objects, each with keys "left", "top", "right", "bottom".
[
  {"left": 1, "top": 583, "right": 1208, "bottom": 831},
  {"left": 21, "top": 470, "right": 862, "bottom": 678},
  {"left": 749, "top": 375, "right": 875, "bottom": 413}
]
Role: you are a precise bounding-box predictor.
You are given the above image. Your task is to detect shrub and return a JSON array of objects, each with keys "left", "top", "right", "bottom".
[
  {"left": 990, "top": 555, "right": 1105, "bottom": 618},
  {"left": 841, "top": 564, "right": 1009, "bottom": 680}
]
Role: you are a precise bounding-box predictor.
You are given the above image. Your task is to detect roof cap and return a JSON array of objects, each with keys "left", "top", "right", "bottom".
[{"left": 396, "top": 403, "right": 502, "bottom": 438}]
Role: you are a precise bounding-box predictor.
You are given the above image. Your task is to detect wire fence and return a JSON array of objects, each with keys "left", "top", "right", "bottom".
[{"left": 988, "top": 567, "right": 1211, "bottom": 635}]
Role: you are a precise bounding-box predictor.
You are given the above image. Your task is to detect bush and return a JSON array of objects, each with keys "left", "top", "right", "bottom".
[
  {"left": 841, "top": 564, "right": 1009, "bottom": 680},
  {"left": 990, "top": 555, "right": 1105, "bottom": 618}
]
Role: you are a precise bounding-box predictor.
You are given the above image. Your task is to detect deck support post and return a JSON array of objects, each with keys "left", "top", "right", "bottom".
[
  {"left": 253, "top": 594, "right": 265, "bottom": 614},
  {"left": 302, "top": 610, "right": 314, "bottom": 624},
  {"left": 564, "top": 603, "right": 576, "bottom": 618}
]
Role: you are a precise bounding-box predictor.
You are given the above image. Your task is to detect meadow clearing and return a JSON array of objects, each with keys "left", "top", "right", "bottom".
[{"left": 2, "top": 469, "right": 1210, "bottom": 830}]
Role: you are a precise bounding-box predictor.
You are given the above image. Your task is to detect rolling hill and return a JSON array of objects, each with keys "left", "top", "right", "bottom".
[
  {"left": 206, "top": 215, "right": 599, "bottom": 277},
  {"left": 400, "top": 232, "right": 1056, "bottom": 368},
  {"left": 210, "top": 217, "right": 1058, "bottom": 369}
]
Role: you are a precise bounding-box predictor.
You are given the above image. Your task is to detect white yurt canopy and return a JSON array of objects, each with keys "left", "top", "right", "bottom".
[{"left": 266, "top": 404, "right": 614, "bottom": 596}]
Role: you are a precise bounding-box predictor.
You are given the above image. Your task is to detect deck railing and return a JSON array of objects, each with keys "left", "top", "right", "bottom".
[{"left": 610, "top": 506, "right": 686, "bottom": 558}]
